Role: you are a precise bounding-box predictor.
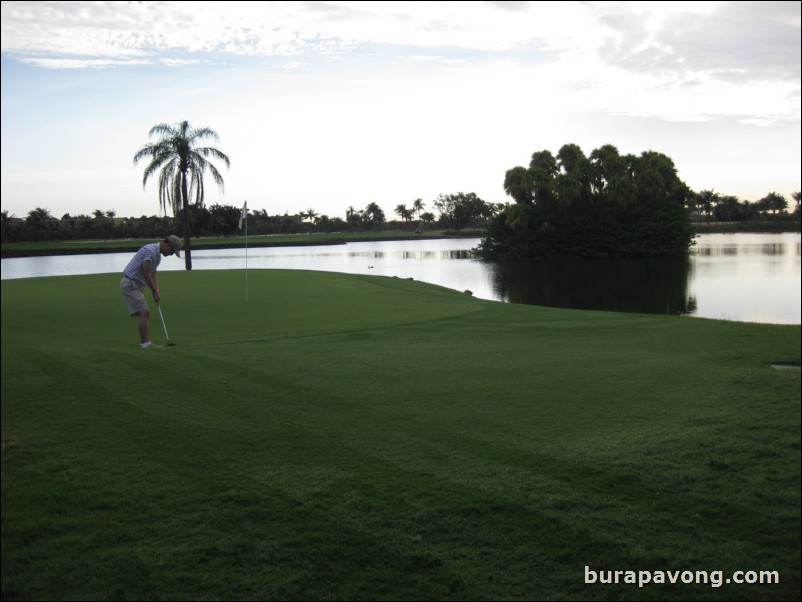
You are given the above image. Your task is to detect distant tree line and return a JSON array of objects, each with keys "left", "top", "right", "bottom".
[
  {"left": 692, "top": 190, "right": 797, "bottom": 223},
  {"left": 2, "top": 139, "right": 798, "bottom": 248},
  {"left": 478, "top": 143, "right": 800, "bottom": 259},
  {"left": 1, "top": 193, "right": 503, "bottom": 244}
]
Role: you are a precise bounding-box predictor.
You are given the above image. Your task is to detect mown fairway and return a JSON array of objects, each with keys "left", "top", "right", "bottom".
[{"left": 2, "top": 270, "right": 800, "bottom": 601}]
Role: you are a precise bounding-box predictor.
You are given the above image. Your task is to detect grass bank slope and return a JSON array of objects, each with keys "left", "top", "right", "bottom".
[{"left": 2, "top": 270, "right": 800, "bottom": 601}]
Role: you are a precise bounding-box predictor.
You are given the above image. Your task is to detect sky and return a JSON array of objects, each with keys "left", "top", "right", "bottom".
[{"left": 1, "top": 0, "right": 800, "bottom": 221}]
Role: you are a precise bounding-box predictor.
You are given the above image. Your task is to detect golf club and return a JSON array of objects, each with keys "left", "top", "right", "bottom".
[{"left": 156, "top": 303, "right": 176, "bottom": 346}]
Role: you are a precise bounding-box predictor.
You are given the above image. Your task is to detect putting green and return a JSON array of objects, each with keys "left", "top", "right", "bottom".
[{"left": 2, "top": 270, "right": 483, "bottom": 349}]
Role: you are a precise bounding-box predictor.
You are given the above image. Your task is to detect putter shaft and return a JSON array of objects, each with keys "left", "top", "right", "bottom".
[{"left": 156, "top": 304, "right": 175, "bottom": 345}]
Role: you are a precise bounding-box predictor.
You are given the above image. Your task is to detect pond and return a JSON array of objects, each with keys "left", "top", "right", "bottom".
[{"left": 2, "top": 232, "right": 799, "bottom": 324}]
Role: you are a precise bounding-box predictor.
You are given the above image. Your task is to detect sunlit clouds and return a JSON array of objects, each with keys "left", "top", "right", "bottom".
[{"left": 1, "top": 1, "right": 799, "bottom": 219}]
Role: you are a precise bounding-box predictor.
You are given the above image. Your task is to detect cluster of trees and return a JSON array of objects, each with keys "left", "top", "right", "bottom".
[
  {"left": 479, "top": 143, "right": 799, "bottom": 260},
  {"left": 1, "top": 208, "right": 166, "bottom": 244},
  {"left": 1, "top": 193, "right": 502, "bottom": 245},
  {"left": 692, "top": 190, "right": 797, "bottom": 222},
  {"left": 4, "top": 185, "right": 795, "bottom": 247}
]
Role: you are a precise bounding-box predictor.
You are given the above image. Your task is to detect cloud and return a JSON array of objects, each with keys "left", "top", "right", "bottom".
[
  {"left": 4, "top": 0, "right": 796, "bottom": 89},
  {"left": 1, "top": 1, "right": 799, "bottom": 220},
  {"left": 482, "top": 1, "right": 533, "bottom": 12},
  {"left": 18, "top": 57, "right": 153, "bottom": 70},
  {"left": 0, "top": 1, "right": 587, "bottom": 61},
  {"left": 594, "top": 1, "right": 801, "bottom": 84}
]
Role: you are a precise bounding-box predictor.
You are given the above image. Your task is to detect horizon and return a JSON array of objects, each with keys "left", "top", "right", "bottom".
[{"left": 2, "top": 190, "right": 799, "bottom": 223}]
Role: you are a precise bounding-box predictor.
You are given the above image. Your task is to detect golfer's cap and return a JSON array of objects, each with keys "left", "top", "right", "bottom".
[{"left": 167, "top": 235, "right": 181, "bottom": 257}]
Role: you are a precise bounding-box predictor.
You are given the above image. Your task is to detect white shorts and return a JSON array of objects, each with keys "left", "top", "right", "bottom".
[{"left": 120, "top": 276, "right": 148, "bottom": 315}]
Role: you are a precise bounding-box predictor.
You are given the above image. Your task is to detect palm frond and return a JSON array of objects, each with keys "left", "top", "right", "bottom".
[{"left": 134, "top": 120, "right": 230, "bottom": 267}]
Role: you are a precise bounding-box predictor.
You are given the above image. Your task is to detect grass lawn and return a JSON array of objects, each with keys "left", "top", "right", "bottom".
[{"left": 2, "top": 270, "right": 800, "bottom": 600}]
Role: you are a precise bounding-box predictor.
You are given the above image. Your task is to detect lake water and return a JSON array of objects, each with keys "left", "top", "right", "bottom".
[{"left": 2, "top": 233, "right": 800, "bottom": 324}]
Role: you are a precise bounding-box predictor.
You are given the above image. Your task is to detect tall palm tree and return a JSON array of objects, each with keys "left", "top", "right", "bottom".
[
  {"left": 363, "top": 202, "right": 385, "bottom": 229},
  {"left": 1, "top": 210, "right": 10, "bottom": 243},
  {"left": 757, "top": 191, "right": 788, "bottom": 215},
  {"left": 589, "top": 144, "right": 622, "bottom": 195},
  {"left": 105, "top": 209, "right": 116, "bottom": 240},
  {"left": 395, "top": 204, "right": 412, "bottom": 222},
  {"left": 556, "top": 143, "right": 591, "bottom": 205},
  {"left": 253, "top": 209, "right": 269, "bottom": 235},
  {"left": 696, "top": 189, "right": 719, "bottom": 223},
  {"left": 25, "top": 207, "right": 56, "bottom": 242},
  {"left": 345, "top": 205, "right": 362, "bottom": 229},
  {"left": 92, "top": 209, "right": 106, "bottom": 239},
  {"left": 528, "top": 150, "right": 557, "bottom": 205},
  {"left": 133, "top": 120, "right": 230, "bottom": 270},
  {"left": 504, "top": 166, "right": 533, "bottom": 205}
]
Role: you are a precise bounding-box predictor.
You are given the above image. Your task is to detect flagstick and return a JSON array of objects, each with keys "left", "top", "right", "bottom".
[{"left": 244, "top": 202, "right": 248, "bottom": 303}]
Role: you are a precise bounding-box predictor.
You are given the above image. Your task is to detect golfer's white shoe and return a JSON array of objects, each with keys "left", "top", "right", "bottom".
[{"left": 140, "top": 341, "right": 154, "bottom": 349}]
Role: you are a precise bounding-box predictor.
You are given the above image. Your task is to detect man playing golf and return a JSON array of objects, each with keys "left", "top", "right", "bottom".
[{"left": 120, "top": 235, "right": 181, "bottom": 348}]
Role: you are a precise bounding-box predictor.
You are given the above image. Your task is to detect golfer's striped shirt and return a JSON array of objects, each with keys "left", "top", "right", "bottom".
[{"left": 123, "top": 242, "right": 161, "bottom": 286}]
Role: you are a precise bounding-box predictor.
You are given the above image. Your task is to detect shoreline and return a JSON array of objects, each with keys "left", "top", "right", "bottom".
[
  {"left": 0, "top": 232, "right": 481, "bottom": 259},
  {"left": 2, "top": 223, "right": 799, "bottom": 259}
]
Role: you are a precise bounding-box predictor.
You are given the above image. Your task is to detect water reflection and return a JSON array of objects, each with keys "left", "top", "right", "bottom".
[
  {"left": 694, "top": 236, "right": 796, "bottom": 256},
  {"left": 762, "top": 243, "right": 786, "bottom": 255},
  {"left": 490, "top": 257, "right": 696, "bottom": 315},
  {"left": 695, "top": 244, "right": 789, "bottom": 256},
  {"left": 353, "top": 250, "right": 474, "bottom": 260}
]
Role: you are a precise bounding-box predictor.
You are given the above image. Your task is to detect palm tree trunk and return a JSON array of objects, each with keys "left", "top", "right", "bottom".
[{"left": 181, "top": 172, "right": 193, "bottom": 270}]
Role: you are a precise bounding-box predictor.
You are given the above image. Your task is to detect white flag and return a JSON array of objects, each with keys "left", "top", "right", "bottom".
[{"left": 238, "top": 201, "right": 247, "bottom": 230}]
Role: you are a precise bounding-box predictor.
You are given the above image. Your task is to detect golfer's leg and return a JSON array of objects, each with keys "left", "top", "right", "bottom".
[{"left": 139, "top": 308, "right": 150, "bottom": 344}]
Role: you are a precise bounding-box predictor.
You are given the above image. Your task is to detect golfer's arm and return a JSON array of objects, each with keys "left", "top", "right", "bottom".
[{"left": 141, "top": 261, "right": 160, "bottom": 300}]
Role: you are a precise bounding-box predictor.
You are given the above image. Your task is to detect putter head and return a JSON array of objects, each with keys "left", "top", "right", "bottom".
[{"left": 166, "top": 342, "right": 176, "bottom": 347}]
